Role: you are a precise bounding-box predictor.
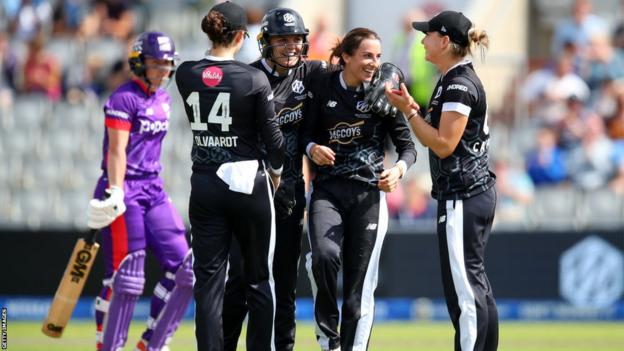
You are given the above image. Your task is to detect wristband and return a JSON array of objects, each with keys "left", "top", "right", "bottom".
[{"left": 407, "top": 110, "right": 419, "bottom": 121}]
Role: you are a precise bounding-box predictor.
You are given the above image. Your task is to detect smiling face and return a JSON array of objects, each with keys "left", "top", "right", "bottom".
[
  {"left": 268, "top": 34, "right": 305, "bottom": 68},
  {"left": 342, "top": 37, "right": 381, "bottom": 86},
  {"left": 421, "top": 31, "right": 448, "bottom": 63}
]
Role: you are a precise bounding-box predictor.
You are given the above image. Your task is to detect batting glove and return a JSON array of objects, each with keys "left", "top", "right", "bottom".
[{"left": 87, "top": 186, "right": 126, "bottom": 229}]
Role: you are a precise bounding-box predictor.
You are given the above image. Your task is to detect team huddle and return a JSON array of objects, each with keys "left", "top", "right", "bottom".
[{"left": 79, "top": 1, "right": 497, "bottom": 351}]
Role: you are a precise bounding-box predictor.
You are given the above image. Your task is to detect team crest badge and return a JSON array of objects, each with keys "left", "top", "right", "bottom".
[
  {"left": 291, "top": 80, "right": 305, "bottom": 94},
  {"left": 434, "top": 86, "right": 443, "bottom": 99},
  {"left": 283, "top": 13, "right": 295, "bottom": 23},
  {"left": 356, "top": 100, "right": 369, "bottom": 112}
]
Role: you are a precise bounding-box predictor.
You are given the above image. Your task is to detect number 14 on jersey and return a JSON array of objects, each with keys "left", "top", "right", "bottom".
[{"left": 186, "top": 91, "right": 232, "bottom": 132}]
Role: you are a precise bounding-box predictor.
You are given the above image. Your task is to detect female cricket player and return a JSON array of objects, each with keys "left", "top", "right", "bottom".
[{"left": 86, "top": 31, "right": 192, "bottom": 351}]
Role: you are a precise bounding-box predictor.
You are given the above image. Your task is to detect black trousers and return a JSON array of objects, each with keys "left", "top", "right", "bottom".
[
  {"left": 223, "top": 182, "right": 306, "bottom": 351},
  {"left": 190, "top": 168, "right": 276, "bottom": 351},
  {"left": 437, "top": 187, "right": 498, "bottom": 351},
  {"left": 306, "top": 178, "right": 388, "bottom": 351}
]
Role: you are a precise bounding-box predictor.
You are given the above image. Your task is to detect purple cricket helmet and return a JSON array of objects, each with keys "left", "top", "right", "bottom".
[{"left": 128, "top": 31, "right": 179, "bottom": 78}]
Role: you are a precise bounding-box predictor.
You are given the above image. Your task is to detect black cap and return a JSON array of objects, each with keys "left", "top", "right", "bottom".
[
  {"left": 412, "top": 11, "right": 472, "bottom": 47},
  {"left": 211, "top": 1, "right": 247, "bottom": 32}
]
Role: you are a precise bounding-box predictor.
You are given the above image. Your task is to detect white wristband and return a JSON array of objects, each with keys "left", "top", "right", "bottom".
[{"left": 395, "top": 161, "right": 407, "bottom": 178}]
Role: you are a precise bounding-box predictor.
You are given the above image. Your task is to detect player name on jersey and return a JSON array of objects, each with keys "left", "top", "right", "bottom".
[{"left": 194, "top": 135, "right": 239, "bottom": 147}]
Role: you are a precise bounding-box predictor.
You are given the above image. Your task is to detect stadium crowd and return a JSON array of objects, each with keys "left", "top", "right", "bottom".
[{"left": 1, "top": 0, "right": 624, "bottom": 230}]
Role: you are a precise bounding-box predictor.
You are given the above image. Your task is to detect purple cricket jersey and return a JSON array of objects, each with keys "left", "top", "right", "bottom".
[{"left": 101, "top": 79, "right": 171, "bottom": 178}]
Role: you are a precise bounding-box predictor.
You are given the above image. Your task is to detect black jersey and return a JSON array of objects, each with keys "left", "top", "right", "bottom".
[
  {"left": 251, "top": 59, "right": 328, "bottom": 184},
  {"left": 302, "top": 70, "right": 417, "bottom": 187},
  {"left": 175, "top": 56, "right": 283, "bottom": 171},
  {"left": 424, "top": 60, "right": 495, "bottom": 200}
]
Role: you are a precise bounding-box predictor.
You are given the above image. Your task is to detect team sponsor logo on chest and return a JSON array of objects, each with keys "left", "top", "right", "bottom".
[
  {"left": 202, "top": 66, "right": 223, "bottom": 87},
  {"left": 276, "top": 103, "right": 303, "bottom": 126},
  {"left": 139, "top": 119, "right": 169, "bottom": 134},
  {"left": 328, "top": 121, "right": 364, "bottom": 144}
]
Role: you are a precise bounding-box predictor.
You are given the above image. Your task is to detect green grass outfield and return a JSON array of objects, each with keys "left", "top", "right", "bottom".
[{"left": 7, "top": 321, "right": 624, "bottom": 351}]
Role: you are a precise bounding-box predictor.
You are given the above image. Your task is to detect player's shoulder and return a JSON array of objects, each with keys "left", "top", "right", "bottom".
[
  {"left": 444, "top": 65, "right": 479, "bottom": 94},
  {"left": 176, "top": 60, "right": 200, "bottom": 75},
  {"left": 236, "top": 62, "right": 271, "bottom": 89},
  {"left": 308, "top": 65, "right": 336, "bottom": 87},
  {"left": 107, "top": 80, "right": 142, "bottom": 104},
  {"left": 302, "top": 59, "right": 327, "bottom": 73},
  {"left": 249, "top": 59, "right": 263, "bottom": 70}
]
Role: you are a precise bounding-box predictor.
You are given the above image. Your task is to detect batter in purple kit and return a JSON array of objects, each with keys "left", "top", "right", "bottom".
[{"left": 86, "top": 31, "right": 192, "bottom": 351}]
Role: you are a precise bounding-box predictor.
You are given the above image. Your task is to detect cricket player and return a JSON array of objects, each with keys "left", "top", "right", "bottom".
[{"left": 86, "top": 31, "right": 192, "bottom": 351}]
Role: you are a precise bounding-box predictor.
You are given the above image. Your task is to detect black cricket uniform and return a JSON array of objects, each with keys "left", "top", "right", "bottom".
[
  {"left": 175, "top": 55, "right": 284, "bottom": 351},
  {"left": 302, "top": 70, "right": 417, "bottom": 351},
  {"left": 425, "top": 60, "right": 498, "bottom": 351},
  {"left": 223, "top": 59, "right": 328, "bottom": 351}
]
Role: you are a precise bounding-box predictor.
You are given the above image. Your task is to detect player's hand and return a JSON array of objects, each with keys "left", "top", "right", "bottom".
[
  {"left": 310, "top": 144, "right": 335, "bottom": 166},
  {"left": 274, "top": 182, "right": 296, "bottom": 219},
  {"left": 364, "top": 62, "right": 404, "bottom": 117},
  {"left": 87, "top": 186, "right": 126, "bottom": 229},
  {"left": 378, "top": 166, "right": 402, "bottom": 193},
  {"left": 385, "top": 82, "right": 420, "bottom": 116}
]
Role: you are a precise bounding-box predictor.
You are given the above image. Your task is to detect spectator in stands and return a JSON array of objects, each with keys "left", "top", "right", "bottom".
[
  {"left": 494, "top": 156, "right": 535, "bottom": 224},
  {"left": 556, "top": 95, "right": 594, "bottom": 150},
  {"left": 21, "top": 33, "right": 62, "bottom": 101},
  {"left": 609, "top": 140, "right": 624, "bottom": 194},
  {"left": 526, "top": 127, "right": 568, "bottom": 185},
  {"left": 605, "top": 83, "right": 624, "bottom": 139},
  {"left": 567, "top": 115, "right": 615, "bottom": 190},
  {"left": 11, "top": 0, "right": 53, "bottom": 41},
  {"left": 394, "top": 174, "right": 436, "bottom": 224},
  {"left": 520, "top": 53, "right": 589, "bottom": 125},
  {"left": 581, "top": 33, "right": 624, "bottom": 101},
  {"left": 306, "top": 15, "right": 339, "bottom": 63},
  {"left": 51, "top": 0, "right": 89, "bottom": 35},
  {"left": 551, "top": 0, "right": 608, "bottom": 59},
  {"left": 613, "top": 23, "right": 624, "bottom": 51},
  {"left": 0, "top": 30, "right": 17, "bottom": 114},
  {"left": 390, "top": 8, "right": 437, "bottom": 108},
  {"left": 93, "top": 0, "right": 134, "bottom": 41}
]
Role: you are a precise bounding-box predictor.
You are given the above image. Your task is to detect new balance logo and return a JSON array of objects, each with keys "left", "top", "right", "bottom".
[
  {"left": 327, "top": 100, "right": 337, "bottom": 108},
  {"left": 366, "top": 223, "right": 378, "bottom": 230}
]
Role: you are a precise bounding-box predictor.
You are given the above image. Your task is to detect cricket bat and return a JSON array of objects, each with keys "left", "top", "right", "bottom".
[{"left": 42, "top": 229, "right": 99, "bottom": 338}]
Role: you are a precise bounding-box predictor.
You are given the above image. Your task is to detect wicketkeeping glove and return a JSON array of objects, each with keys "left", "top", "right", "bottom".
[
  {"left": 364, "top": 62, "right": 405, "bottom": 117},
  {"left": 274, "top": 182, "right": 296, "bottom": 219},
  {"left": 87, "top": 186, "right": 126, "bottom": 229}
]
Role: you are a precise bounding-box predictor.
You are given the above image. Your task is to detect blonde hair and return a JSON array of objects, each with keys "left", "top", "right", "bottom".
[{"left": 450, "top": 27, "right": 489, "bottom": 61}]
